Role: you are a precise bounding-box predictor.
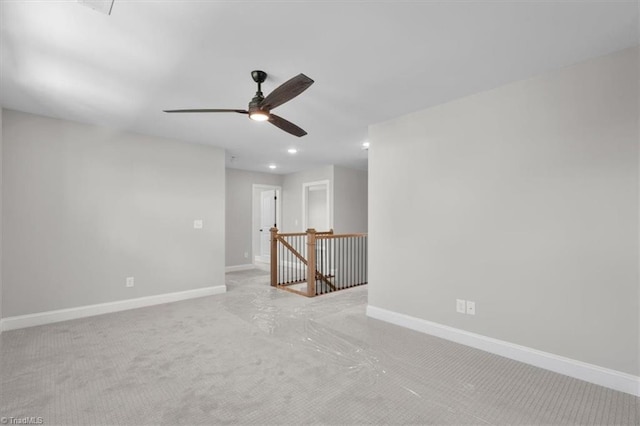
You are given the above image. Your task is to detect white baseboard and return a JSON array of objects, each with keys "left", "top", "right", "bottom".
[
  {"left": 366, "top": 305, "right": 640, "bottom": 397},
  {"left": 225, "top": 264, "right": 255, "bottom": 273},
  {"left": 1, "top": 285, "right": 227, "bottom": 332}
]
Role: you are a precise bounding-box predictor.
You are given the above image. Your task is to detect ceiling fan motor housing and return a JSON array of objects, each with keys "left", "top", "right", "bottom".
[{"left": 248, "top": 94, "right": 268, "bottom": 117}]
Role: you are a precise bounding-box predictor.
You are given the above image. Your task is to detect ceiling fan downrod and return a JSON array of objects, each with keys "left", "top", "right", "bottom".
[
  {"left": 249, "top": 70, "right": 269, "bottom": 120},
  {"left": 251, "top": 70, "right": 267, "bottom": 98}
]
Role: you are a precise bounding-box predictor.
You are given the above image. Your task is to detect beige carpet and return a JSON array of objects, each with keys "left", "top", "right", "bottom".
[{"left": 1, "top": 268, "right": 638, "bottom": 425}]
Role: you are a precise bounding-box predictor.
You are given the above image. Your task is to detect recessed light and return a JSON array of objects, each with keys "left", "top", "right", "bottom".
[
  {"left": 288, "top": 148, "right": 298, "bottom": 154},
  {"left": 268, "top": 164, "right": 277, "bottom": 169}
]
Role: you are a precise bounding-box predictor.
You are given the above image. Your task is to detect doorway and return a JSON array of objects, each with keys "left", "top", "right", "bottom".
[
  {"left": 252, "top": 184, "right": 282, "bottom": 264},
  {"left": 302, "top": 180, "right": 331, "bottom": 231}
]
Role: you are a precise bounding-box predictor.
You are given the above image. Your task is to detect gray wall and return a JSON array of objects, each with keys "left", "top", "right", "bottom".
[
  {"left": 282, "top": 166, "right": 333, "bottom": 232},
  {"left": 226, "top": 165, "right": 366, "bottom": 267},
  {"left": 333, "top": 165, "right": 367, "bottom": 234},
  {"left": 281, "top": 165, "right": 368, "bottom": 234},
  {"left": 0, "top": 108, "right": 3, "bottom": 323},
  {"left": 2, "top": 110, "right": 226, "bottom": 317},
  {"left": 369, "top": 47, "right": 639, "bottom": 375},
  {"left": 225, "top": 168, "right": 282, "bottom": 267}
]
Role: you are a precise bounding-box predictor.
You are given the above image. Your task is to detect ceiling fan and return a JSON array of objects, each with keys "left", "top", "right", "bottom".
[{"left": 164, "top": 70, "right": 314, "bottom": 137}]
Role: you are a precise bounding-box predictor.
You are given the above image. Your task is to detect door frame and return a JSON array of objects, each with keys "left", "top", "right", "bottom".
[
  {"left": 302, "top": 180, "right": 331, "bottom": 231},
  {"left": 252, "top": 184, "right": 282, "bottom": 265}
]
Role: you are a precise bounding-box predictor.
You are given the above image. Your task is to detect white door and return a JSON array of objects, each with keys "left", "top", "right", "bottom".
[{"left": 258, "top": 189, "right": 276, "bottom": 263}]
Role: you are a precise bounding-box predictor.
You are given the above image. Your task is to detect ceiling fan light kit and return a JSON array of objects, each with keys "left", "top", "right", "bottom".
[
  {"left": 249, "top": 111, "right": 269, "bottom": 122},
  {"left": 164, "top": 70, "right": 313, "bottom": 137}
]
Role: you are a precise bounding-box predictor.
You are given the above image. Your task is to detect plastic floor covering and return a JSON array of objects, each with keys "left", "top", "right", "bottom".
[{"left": 1, "top": 268, "right": 638, "bottom": 425}]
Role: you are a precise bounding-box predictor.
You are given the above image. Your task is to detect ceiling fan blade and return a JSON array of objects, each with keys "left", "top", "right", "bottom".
[
  {"left": 163, "top": 109, "right": 248, "bottom": 114},
  {"left": 268, "top": 113, "right": 307, "bottom": 137},
  {"left": 260, "top": 74, "right": 314, "bottom": 111}
]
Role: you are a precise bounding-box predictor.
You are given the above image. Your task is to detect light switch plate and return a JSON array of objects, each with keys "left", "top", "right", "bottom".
[
  {"left": 466, "top": 301, "right": 476, "bottom": 315},
  {"left": 456, "top": 299, "right": 466, "bottom": 314}
]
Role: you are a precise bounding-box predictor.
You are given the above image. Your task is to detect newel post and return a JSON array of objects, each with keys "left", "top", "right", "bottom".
[
  {"left": 306, "top": 228, "right": 317, "bottom": 297},
  {"left": 270, "top": 227, "right": 278, "bottom": 287}
]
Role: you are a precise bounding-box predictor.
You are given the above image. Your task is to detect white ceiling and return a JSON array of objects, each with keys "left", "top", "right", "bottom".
[{"left": 1, "top": 1, "right": 638, "bottom": 174}]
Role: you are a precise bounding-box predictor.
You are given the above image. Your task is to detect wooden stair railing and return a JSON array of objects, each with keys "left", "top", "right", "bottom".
[{"left": 270, "top": 227, "right": 367, "bottom": 297}]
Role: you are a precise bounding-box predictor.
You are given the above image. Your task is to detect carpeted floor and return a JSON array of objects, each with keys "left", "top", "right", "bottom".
[{"left": 0, "top": 269, "right": 638, "bottom": 425}]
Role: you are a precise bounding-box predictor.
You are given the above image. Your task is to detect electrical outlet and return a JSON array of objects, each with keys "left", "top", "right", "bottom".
[
  {"left": 466, "top": 301, "right": 476, "bottom": 315},
  {"left": 244, "top": 251, "right": 249, "bottom": 259},
  {"left": 193, "top": 219, "right": 203, "bottom": 229},
  {"left": 456, "top": 299, "right": 466, "bottom": 314},
  {"left": 126, "top": 277, "right": 134, "bottom": 288}
]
